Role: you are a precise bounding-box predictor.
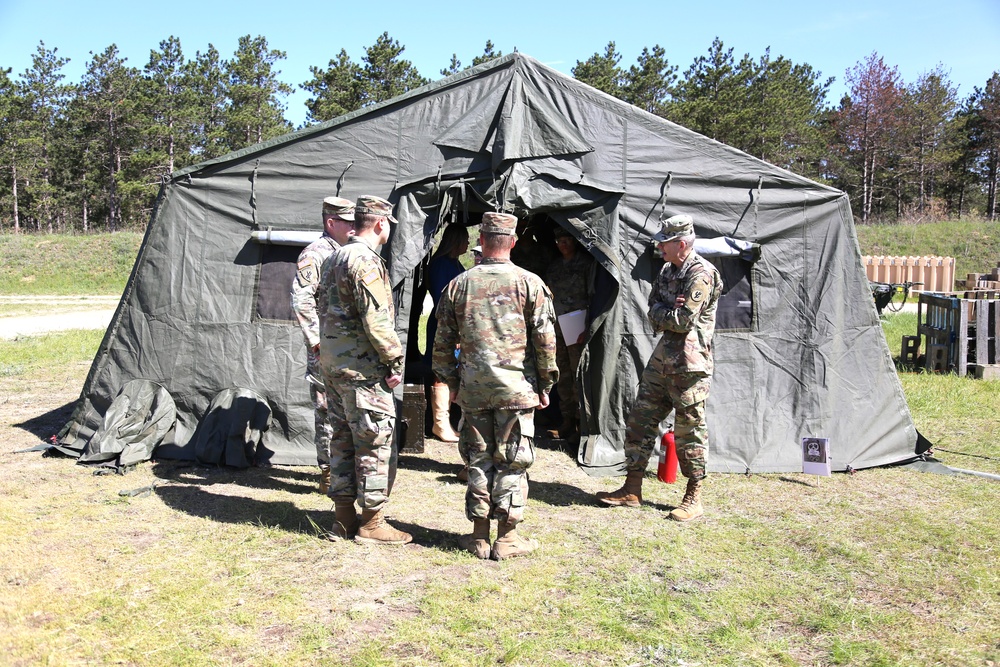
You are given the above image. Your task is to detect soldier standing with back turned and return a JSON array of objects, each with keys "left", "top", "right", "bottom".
[
  {"left": 319, "top": 195, "right": 411, "bottom": 545},
  {"left": 290, "top": 196, "right": 355, "bottom": 494},
  {"left": 595, "top": 214, "right": 722, "bottom": 521},
  {"left": 433, "top": 212, "right": 559, "bottom": 560}
]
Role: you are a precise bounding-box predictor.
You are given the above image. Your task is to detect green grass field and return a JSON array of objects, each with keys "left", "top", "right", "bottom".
[{"left": 0, "top": 231, "right": 143, "bottom": 295}]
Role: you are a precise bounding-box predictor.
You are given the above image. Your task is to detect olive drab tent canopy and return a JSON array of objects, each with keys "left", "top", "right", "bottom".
[{"left": 59, "top": 53, "right": 925, "bottom": 475}]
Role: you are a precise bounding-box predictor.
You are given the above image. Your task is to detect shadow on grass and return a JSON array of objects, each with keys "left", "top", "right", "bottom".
[
  {"left": 13, "top": 400, "right": 77, "bottom": 440},
  {"left": 401, "top": 451, "right": 591, "bottom": 508},
  {"left": 149, "top": 460, "right": 465, "bottom": 547},
  {"left": 388, "top": 520, "right": 462, "bottom": 551},
  {"left": 154, "top": 483, "right": 325, "bottom": 535},
  {"left": 150, "top": 460, "right": 322, "bottom": 497},
  {"left": 399, "top": 453, "right": 460, "bottom": 477},
  {"left": 778, "top": 475, "right": 820, "bottom": 488}
]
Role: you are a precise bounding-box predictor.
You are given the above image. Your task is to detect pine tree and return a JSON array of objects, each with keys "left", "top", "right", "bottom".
[
  {"left": 357, "top": 32, "right": 428, "bottom": 107},
  {"left": 441, "top": 54, "right": 462, "bottom": 77},
  {"left": 471, "top": 41, "right": 503, "bottom": 67},
  {"left": 672, "top": 38, "right": 745, "bottom": 146},
  {"left": 76, "top": 45, "right": 143, "bottom": 231},
  {"left": 900, "top": 66, "right": 960, "bottom": 217},
  {"left": 621, "top": 45, "right": 677, "bottom": 117},
  {"left": 300, "top": 49, "right": 362, "bottom": 123},
  {"left": 224, "top": 35, "right": 293, "bottom": 150},
  {"left": 140, "top": 36, "right": 198, "bottom": 177},
  {"left": 740, "top": 49, "right": 832, "bottom": 172},
  {"left": 18, "top": 42, "right": 72, "bottom": 232},
  {"left": 187, "top": 45, "right": 229, "bottom": 160},
  {"left": 572, "top": 42, "right": 625, "bottom": 98},
  {"left": 968, "top": 72, "right": 1000, "bottom": 219},
  {"left": 0, "top": 67, "right": 25, "bottom": 232},
  {"left": 835, "top": 52, "right": 905, "bottom": 222},
  {"left": 943, "top": 94, "right": 981, "bottom": 217}
]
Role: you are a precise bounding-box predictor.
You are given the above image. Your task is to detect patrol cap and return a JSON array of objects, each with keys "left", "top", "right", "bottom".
[
  {"left": 651, "top": 214, "right": 695, "bottom": 245},
  {"left": 355, "top": 195, "right": 397, "bottom": 224},
  {"left": 322, "top": 196, "right": 355, "bottom": 221},
  {"left": 553, "top": 226, "right": 572, "bottom": 239},
  {"left": 481, "top": 212, "right": 517, "bottom": 236}
]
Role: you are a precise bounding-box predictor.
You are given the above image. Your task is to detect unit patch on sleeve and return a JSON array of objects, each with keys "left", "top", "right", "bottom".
[
  {"left": 297, "top": 259, "right": 317, "bottom": 286},
  {"left": 689, "top": 276, "right": 711, "bottom": 304}
]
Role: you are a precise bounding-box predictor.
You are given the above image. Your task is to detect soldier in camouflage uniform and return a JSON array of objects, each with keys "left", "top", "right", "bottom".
[
  {"left": 290, "top": 196, "right": 355, "bottom": 494},
  {"left": 544, "top": 226, "right": 594, "bottom": 441},
  {"left": 433, "top": 212, "right": 558, "bottom": 560},
  {"left": 319, "top": 195, "right": 411, "bottom": 545},
  {"left": 596, "top": 214, "right": 722, "bottom": 522}
]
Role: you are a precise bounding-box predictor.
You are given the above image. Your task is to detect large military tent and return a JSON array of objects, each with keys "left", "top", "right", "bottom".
[{"left": 59, "top": 53, "right": 925, "bottom": 475}]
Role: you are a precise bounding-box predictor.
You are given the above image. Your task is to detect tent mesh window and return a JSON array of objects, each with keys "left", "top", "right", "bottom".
[
  {"left": 255, "top": 244, "right": 299, "bottom": 322},
  {"left": 710, "top": 256, "right": 754, "bottom": 332}
]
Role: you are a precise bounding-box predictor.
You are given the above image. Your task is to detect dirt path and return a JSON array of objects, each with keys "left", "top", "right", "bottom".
[{"left": 0, "top": 295, "right": 119, "bottom": 340}]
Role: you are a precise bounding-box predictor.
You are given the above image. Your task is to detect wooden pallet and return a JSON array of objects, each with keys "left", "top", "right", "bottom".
[{"left": 917, "top": 292, "right": 1000, "bottom": 376}]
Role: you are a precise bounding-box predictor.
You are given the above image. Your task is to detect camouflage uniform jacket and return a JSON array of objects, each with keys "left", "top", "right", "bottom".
[
  {"left": 320, "top": 236, "right": 403, "bottom": 382},
  {"left": 545, "top": 251, "right": 594, "bottom": 317},
  {"left": 291, "top": 234, "right": 339, "bottom": 349},
  {"left": 648, "top": 251, "right": 723, "bottom": 375},
  {"left": 433, "top": 258, "right": 559, "bottom": 411}
]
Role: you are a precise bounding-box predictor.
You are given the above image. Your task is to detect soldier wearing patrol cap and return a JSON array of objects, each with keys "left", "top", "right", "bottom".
[
  {"left": 595, "top": 213, "right": 722, "bottom": 522},
  {"left": 433, "top": 211, "right": 559, "bottom": 560},
  {"left": 291, "top": 196, "right": 355, "bottom": 494},
  {"left": 319, "top": 195, "right": 412, "bottom": 545}
]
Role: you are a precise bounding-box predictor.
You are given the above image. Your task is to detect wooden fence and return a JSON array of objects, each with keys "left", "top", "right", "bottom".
[{"left": 862, "top": 255, "right": 956, "bottom": 292}]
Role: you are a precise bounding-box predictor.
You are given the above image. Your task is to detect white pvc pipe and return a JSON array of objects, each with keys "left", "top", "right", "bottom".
[
  {"left": 250, "top": 230, "right": 323, "bottom": 246},
  {"left": 694, "top": 236, "right": 756, "bottom": 258}
]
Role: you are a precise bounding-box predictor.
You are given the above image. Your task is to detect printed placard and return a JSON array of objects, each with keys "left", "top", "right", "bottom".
[{"left": 802, "top": 437, "right": 832, "bottom": 476}]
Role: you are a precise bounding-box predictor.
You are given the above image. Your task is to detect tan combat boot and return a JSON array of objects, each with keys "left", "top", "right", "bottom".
[
  {"left": 595, "top": 469, "right": 644, "bottom": 507},
  {"left": 431, "top": 384, "right": 459, "bottom": 442},
  {"left": 668, "top": 477, "right": 704, "bottom": 522},
  {"left": 547, "top": 413, "right": 578, "bottom": 440},
  {"left": 490, "top": 521, "right": 538, "bottom": 561},
  {"left": 457, "top": 517, "right": 491, "bottom": 559},
  {"left": 328, "top": 498, "right": 359, "bottom": 541},
  {"left": 356, "top": 508, "right": 413, "bottom": 545},
  {"left": 318, "top": 465, "right": 331, "bottom": 495}
]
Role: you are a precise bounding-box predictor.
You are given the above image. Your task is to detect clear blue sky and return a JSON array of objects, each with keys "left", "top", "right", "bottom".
[{"left": 2, "top": 0, "right": 998, "bottom": 128}]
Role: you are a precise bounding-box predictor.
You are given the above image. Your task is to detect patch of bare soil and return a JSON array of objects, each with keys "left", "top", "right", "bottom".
[{"left": 0, "top": 296, "right": 118, "bottom": 339}]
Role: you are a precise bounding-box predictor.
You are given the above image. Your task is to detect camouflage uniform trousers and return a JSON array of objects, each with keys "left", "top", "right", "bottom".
[
  {"left": 622, "top": 366, "right": 711, "bottom": 481},
  {"left": 322, "top": 375, "right": 396, "bottom": 509},
  {"left": 554, "top": 332, "right": 583, "bottom": 422},
  {"left": 307, "top": 349, "right": 333, "bottom": 468},
  {"left": 460, "top": 408, "right": 535, "bottom": 526}
]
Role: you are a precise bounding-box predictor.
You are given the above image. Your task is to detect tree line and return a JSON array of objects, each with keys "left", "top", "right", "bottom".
[{"left": 1, "top": 34, "right": 998, "bottom": 233}]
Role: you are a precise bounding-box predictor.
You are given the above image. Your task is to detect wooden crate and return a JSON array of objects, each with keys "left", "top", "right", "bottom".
[
  {"left": 917, "top": 292, "right": 1000, "bottom": 376},
  {"left": 399, "top": 384, "right": 426, "bottom": 454}
]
